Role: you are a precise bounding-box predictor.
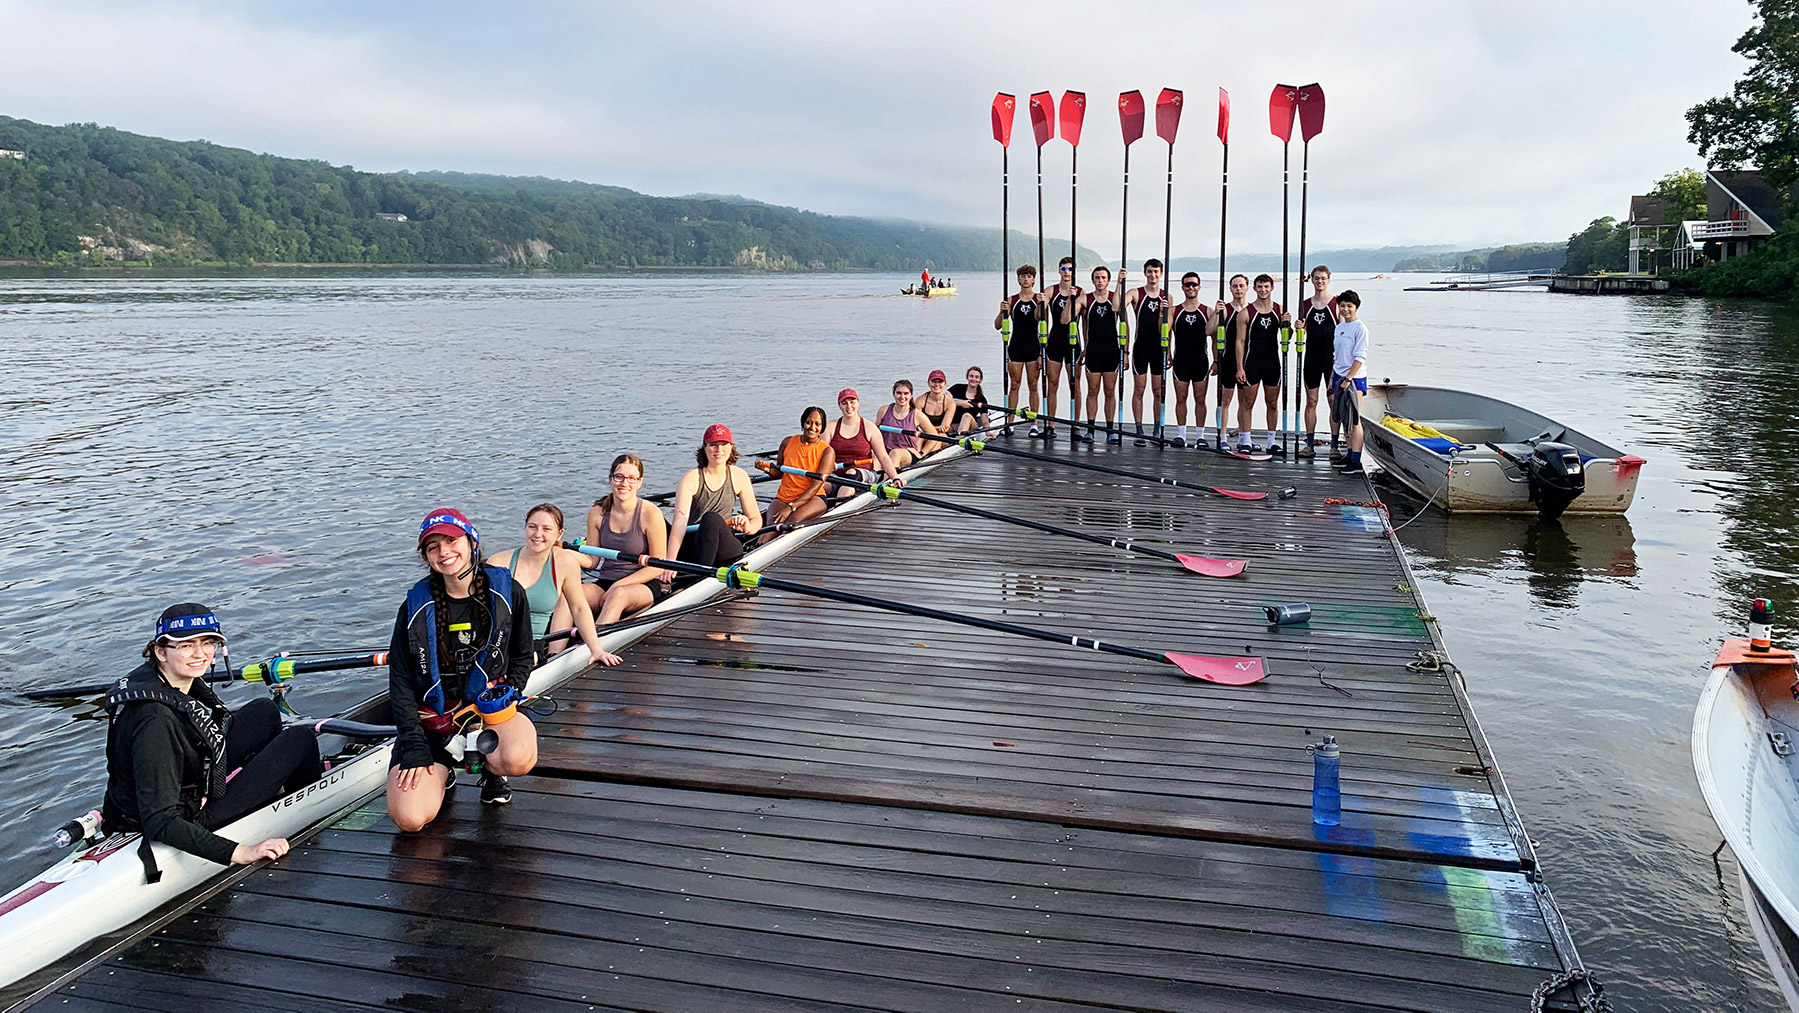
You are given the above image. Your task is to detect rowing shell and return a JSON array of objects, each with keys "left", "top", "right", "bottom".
[{"left": 0, "top": 445, "right": 964, "bottom": 1001}]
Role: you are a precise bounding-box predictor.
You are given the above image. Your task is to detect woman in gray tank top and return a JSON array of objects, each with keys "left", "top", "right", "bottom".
[
  {"left": 581, "top": 453, "right": 672, "bottom": 626},
  {"left": 665, "top": 424, "right": 763, "bottom": 571}
]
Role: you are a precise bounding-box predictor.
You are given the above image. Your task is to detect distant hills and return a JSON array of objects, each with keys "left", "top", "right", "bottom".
[
  {"left": 0, "top": 117, "right": 1099, "bottom": 270},
  {"left": 0, "top": 115, "right": 1548, "bottom": 273}
]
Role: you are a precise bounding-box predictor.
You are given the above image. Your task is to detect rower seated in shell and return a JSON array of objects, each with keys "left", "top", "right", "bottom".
[
  {"left": 948, "top": 366, "right": 991, "bottom": 435},
  {"left": 827, "top": 387, "right": 906, "bottom": 501},
  {"left": 756, "top": 405, "right": 836, "bottom": 541},
  {"left": 103, "top": 603, "right": 322, "bottom": 872},
  {"left": 581, "top": 454, "right": 672, "bottom": 626},
  {"left": 485, "top": 503, "right": 619, "bottom": 665},
  {"left": 878, "top": 379, "right": 942, "bottom": 469},
  {"left": 388, "top": 508, "right": 539, "bottom": 828},
  {"left": 665, "top": 424, "right": 762, "bottom": 572}
]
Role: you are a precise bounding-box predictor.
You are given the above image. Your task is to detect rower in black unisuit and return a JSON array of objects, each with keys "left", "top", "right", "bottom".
[
  {"left": 1007, "top": 295, "right": 1042, "bottom": 364},
  {"left": 1084, "top": 295, "right": 1121, "bottom": 374},
  {"left": 1171, "top": 303, "right": 1210, "bottom": 383},
  {"left": 1131, "top": 287, "right": 1165, "bottom": 376}
]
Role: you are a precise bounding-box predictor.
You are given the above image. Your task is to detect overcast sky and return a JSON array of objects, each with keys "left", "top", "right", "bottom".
[{"left": 0, "top": 0, "right": 1755, "bottom": 257}]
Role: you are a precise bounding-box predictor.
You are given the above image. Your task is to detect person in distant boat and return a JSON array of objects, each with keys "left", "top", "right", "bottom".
[
  {"left": 828, "top": 388, "right": 907, "bottom": 499},
  {"left": 1234, "top": 273, "right": 1289, "bottom": 455},
  {"left": 102, "top": 603, "right": 322, "bottom": 873},
  {"left": 1043, "top": 255, "right": 1085, "bottom": 440},
  {"left": 1214, "top": 273, "right": 1250, "bottom": 446},
  {"left": 879, "top": 379, "right": 942, "bottom": 469},
  {"left": 1168, "top": 271, "right": 1216, "bottom": 447},
  {"left": 1332, "top": 290, "right": 1370, "bottom": 475},
  {"left": 664, "top": 424, "right": 763, "bottom": 570},
  {"left": 756, "top": 405, "right": 836, "bottom": 539},
  {"left": 485, "top": 505, "right": 617, "bottom": 664},
  {"left": 1128, "top": 258, "right": 1168, "bottom": 445},
  {"left": 995, "top": 265, "right": 1046, "bottom": 435},
  {"left": 917, "top": 369, "right": 956, "bottom": 434},
  {"left": 1296, "top": 265, "right": 1340, "bottom": 459},
  {"left": 582, "top": 454, "right": 671, "bottom": 625},
  {"left": 1075, "top": 264, "right": 1125, "bottom": 443},
  {"left": 949, "top": 366, "right": 991, "bottom": 434},
  {"left": 388, "top": 508, "right": 538, "bottom": 826}
]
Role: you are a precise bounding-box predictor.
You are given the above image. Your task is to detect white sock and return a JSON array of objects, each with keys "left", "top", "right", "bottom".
[{"left": 1178, "top": 425, "right": 1189, "bottom": 440}]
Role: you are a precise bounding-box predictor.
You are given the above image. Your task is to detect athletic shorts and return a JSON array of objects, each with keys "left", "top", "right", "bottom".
[
  {"left": 1330, "top": 373, "right": 1368, "bottom": 393},
  {"left": 1007, "top": 333, "right": 1041, "bottom": 363},
  {"left": 1302, "top": 348, "right": 1334, "bottom": 390},
  {"left": 1045, "top": 332, "right": 1080, "bottom": 364},
  {"left": 1241, "top": 351, "right": 1282, "bottom": 388},
  {"left": 1085, "top": 336, "right": 1122, "bottom": 374},
  {"left": 1171, "top": 353, "right": 1209, "bottom": 384},
  {"left": 391, "top": 721, "right": 463, "bottom": 771},
  {"left": 1132, "top": 338, "right": 1164, "bottom": 376},
  {"left": 1216, "top": 341, "right": 1240, "bottom": 389}
]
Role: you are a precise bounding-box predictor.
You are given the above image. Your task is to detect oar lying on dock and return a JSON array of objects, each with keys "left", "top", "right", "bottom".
[
  {"left": 21, "top": 652, "right": 391, "bottom": 701},
  {"left": 881, "top": 425, "right": 1268, "bottom": 500},
  {"left": 562, "top": 541, "right": 1266, "bottom": 685},
  {"left": 997, "top": 406, "right": 1182, "bottom": 447},
  {"left": 783, "top": 465, "right": 1245, "bottom": 577}
]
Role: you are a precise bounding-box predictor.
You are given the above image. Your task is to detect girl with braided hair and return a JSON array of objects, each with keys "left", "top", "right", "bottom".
[{"left": 387, "top": 508, "right": 537, "bottom": 828}]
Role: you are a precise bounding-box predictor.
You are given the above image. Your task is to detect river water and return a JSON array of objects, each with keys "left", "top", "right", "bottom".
[{"left": 0, "top": 271, "right": 1791, "bottom": 1009}]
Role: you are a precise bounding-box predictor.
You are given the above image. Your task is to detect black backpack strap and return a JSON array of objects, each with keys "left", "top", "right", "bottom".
[{"left": 137, "top": 834, "right": 161, "bottom": 884}]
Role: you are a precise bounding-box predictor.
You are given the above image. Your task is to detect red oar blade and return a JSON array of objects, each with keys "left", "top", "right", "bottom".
[
  {"left": 1297, "top": 82, "right": 1325, "bottom": 141},
  {"left": 1269, "top": 84, "right": 1297, "bottom": 143},
  {"left": 1216, "top": 88, "right": 1230, "bottom": 144},
  {"left": 1029, "top": 91, "right": 1055, "bottom": 147},
  {"left": 1060, "top": 91, "right": 1086, "bottom": 146},
  {"left": 992, "top": 92, "right": 1017, "bottom": 147},
  {"left": 1166, "top": 653, "right": 1266, "bottom": 685},
  {"left": 1155, "top": 88, "right": 1183, "bottom": 144},
  {"left": 1176, "top": 554, "right": 1247, "bottom": 578},
  {"left": 1119, "top": 90, "right": 1145, "bottom": 145},
  {"left": 1210, "top": 486, "right": 1266, "bottom": 501}
]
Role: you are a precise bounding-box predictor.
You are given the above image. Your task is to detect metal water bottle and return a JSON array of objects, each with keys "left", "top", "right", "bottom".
[{"left": 1311, "top": 735, "right": 1341, "bottom": 826}]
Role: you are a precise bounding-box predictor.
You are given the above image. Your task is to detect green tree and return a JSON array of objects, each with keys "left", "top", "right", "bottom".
[
  {"left": 1647, "top": 168, "right": 1707, "bottom": 222},
  {"left": 1687, "top": 0, "right": 1799, "bottom": 196},
  {"left": 1564, "top": 217, "right": 1628, "bottom": 275}
]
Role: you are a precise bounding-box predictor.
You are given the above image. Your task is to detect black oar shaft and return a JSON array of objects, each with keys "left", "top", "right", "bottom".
[
  {"left": 788, "top": 468, "right": 1180, "bottom": 564},
  {"left": 21, "top": 652, "right": 387, "bottom": 701},
  {"left": 892, "top": 427, "right": 1229, "bottom": 495},
  {"left": 564, "top": 542, "right": 1167, "bottom": 666},
  {"left": 1002, "top": 406, "right": 1177, "bottom": 446}
]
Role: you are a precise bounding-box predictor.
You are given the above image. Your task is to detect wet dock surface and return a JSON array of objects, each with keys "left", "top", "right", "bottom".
[{"left": 40, "top": 440, "right": 1587, "bottom": 1011}]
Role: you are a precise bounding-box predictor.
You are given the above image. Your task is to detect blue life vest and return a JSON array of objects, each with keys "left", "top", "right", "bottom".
[{"left": 403, "top": 566, "right": 515, "bottom": 717}]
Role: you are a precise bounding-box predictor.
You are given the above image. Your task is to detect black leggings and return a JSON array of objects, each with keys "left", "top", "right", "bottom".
[
  {"left": 676, "top": 511, "right": 745, "bottom": 569},
  {"left": 199, "top": 698, "right": 323, "bottom": 829}
]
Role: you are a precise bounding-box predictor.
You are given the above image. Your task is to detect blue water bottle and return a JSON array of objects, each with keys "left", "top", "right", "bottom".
[{"left": 1311, "top": 735, "right": 1341, "bottom": 826}]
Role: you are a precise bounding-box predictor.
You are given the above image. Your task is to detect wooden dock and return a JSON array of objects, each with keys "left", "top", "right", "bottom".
[
  {"left": 32, "top": 440, "right": 1595, "bottom": 1011},
  {"left": 1547, "top": 274, "right": 1672, "bottom": 295}
]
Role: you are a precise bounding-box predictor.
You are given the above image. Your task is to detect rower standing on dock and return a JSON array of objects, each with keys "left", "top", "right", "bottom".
[
  {"left": 1214, "top": 273, "right": 1249, "bottom": 447},
  {"left": 1233, "top": 273, "right": 1289, "bottom": 456},
  {"left": 1296, "top": 265, "right": 1339, "bottom": 459},
  {"left": 1332, "top": 290, "right": 1370, "bottom": 475},
  {"left": 1075, "top": 265, "right": 1123, "bottom": 443},
  {"left": 1169, "top": 271, "right": 1215, "bottom": 447},
  {"left": 103, "top": 603, "right": 321, "bottom": 875},
  {"left": 995, "top": 265, "right": 1047, "bottom": 437},
  {"left": 1044, "top": 256, "right": 1085, "bottom": 441},
  {"left": 1128, "top": 258, "right": 1168, "bottom": 445},
  {"left": 388, "top": 508, "right": 538, "bottom": 826}
]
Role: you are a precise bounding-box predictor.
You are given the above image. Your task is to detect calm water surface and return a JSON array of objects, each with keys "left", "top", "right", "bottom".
[{"left": 0, "top": 271, "right": 1794, "bottom": 1010}]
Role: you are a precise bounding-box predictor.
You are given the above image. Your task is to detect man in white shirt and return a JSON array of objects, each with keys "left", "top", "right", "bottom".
[{"left": 1331, "top": 291, "right": 1369, "bottom": 475}]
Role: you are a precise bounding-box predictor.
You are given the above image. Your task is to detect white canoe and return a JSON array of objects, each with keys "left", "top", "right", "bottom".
[
  {"left": 1694, "top": 639, "right": 1799, "bottom": 1010},
  {"left": 0, "top": 449, "right": 961, "bottom": 1000},
  {"left": 1359, "top": 383, "right": 1644, "bottom": 515}
]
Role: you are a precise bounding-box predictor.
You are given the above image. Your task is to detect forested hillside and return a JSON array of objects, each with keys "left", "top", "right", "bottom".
[{"left": 0, "top": 117, "right": 1085, "bottom": 270}]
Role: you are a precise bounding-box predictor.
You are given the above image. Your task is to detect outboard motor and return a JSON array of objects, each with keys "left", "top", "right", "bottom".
[{"left": 1525, "top": 441, "right": 1584, "bottom": 521}]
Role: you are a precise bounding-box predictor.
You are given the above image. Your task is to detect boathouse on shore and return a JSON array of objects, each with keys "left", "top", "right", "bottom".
[{"left": 1673, "top": 170, "right": 1786, "bottom": 270}]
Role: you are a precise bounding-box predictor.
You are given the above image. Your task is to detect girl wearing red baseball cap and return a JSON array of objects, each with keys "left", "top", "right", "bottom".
[
  {"left": 388, "top": 508, "right": 538, "bottom": 825},
  {"left": 665, "top": 424, "right": 764, "bottom": 569},
  {"left": 828, "top": 388, "right": 906, "bottom": 500}
]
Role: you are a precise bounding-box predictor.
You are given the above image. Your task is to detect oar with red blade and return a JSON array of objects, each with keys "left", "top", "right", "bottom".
[
  {"left": 1295, "top": 84, "right": 1325, "bottom": 451},
  {"left": 1029, "top": 91, "right": 1056, "bottom": 416},
  {"left": 1155, "top": 88, "right": 1182, "bottom": 441},
  {"left": 781, "top": 465, "right": 1246, "bottom": 578},
  {"left": 1115, "top": 90, "right": 1145, "bottom": 438},
  {"left": 1215, "top": 87, "right": 1231, "bottom": 452},
  {"left": 879, "top": 425, "right": 1268, "bottom": 501},
  {"left": 562, "top": 542, "right": 1266, "bottom": 685},
  {"left": 1060, "top": 90, "right": 1087, "bottom": 421},
  {"left": 992, "top": 92, "right": 1017, "bottom": 428},
  {"left": 1270, "top": 84, "right": 1298, "bottom": 455}
]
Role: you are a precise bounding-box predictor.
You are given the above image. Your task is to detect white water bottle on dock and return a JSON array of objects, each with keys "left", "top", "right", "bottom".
[{"left": 1311, "top": 736, "right": 1341, "bottom": 826}]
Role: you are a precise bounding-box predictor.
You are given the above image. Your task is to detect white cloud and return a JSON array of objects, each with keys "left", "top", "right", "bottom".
[{"left": 0, "top": 0, "right": 1758, "bottom": 254}]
